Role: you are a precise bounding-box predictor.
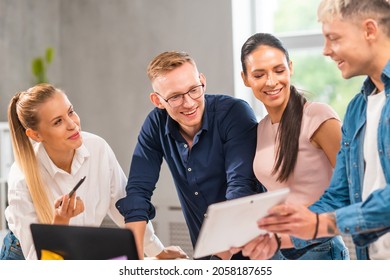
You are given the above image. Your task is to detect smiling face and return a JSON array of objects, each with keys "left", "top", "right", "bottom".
[
  {"left": 150, "top": 62, "right": 206, "bottom": 137},
  {"left": 322, "top": 17, "right": 374, "bottom": 79},
  {"left": 242, "top": 45, "right": 292, "bottom": 121},
  {"left": 27, "top": 91, "right": 82, "bottom": 158}
]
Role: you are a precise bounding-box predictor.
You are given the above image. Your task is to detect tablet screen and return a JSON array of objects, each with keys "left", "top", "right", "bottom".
[{"left": 193, "top": 188, "right": 290, "bottom": 259}]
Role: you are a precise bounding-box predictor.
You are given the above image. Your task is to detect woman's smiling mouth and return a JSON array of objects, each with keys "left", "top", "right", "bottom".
[{"left": 264, "top": 88, "right": 283, "bottom": 96}]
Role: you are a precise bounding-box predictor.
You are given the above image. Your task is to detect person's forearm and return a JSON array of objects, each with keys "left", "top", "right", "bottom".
[
  {"left": 318, "top": 212, "right": 340, "bottom": 238},
  {"left": 125, "top": 220, "right": 147, "bottom": 259},
  {"left": 280, "top": 233, "right": 294, "bottom": 249}
]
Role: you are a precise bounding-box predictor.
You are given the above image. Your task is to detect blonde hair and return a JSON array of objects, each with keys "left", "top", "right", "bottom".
[
  {"left": 318, "top": 0, "right": 390, "bottom": 36},
  {"left": 8, "top": 83, "right": 63, "bottom": 223},
  {"left": 146, "top": 51, "right": 197, "bottom": 82}
]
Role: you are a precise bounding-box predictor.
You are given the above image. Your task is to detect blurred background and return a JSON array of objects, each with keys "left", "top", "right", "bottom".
[{"left": 1, "top": 0, "right": 362, "bottom": 259}]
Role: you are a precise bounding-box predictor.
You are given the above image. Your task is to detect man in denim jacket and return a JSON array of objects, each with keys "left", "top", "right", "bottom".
[{"left": 241, "top": 0, "right": 390, "bottom": 260}]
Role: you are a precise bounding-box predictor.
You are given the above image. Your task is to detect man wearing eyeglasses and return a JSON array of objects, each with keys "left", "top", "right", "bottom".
[{"left": 116, "top": 51, "right": 263, "bottom": 259}]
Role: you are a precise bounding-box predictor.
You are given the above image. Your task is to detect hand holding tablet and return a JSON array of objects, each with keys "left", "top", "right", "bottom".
[{"left": 193, "top": 188, "right": 290, "bottom": 259}]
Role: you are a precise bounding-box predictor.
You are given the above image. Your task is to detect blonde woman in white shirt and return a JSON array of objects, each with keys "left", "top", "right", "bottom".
[{"left": 0, "top": 83, "right": 186, "bottom": 260}]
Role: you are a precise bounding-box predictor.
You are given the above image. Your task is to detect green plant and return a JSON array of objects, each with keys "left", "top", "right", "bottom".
[{"left": 31, "top": 47, "right": 54, "bottom": 85}]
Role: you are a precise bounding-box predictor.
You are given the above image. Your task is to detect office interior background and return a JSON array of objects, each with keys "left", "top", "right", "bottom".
[{"left": 0, "top": 0, "right": 363, "bottom": 259}]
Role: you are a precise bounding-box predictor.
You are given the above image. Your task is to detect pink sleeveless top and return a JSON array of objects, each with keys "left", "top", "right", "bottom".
[{"left": 253, "top": 102, "right": 340, "bottom": 205}]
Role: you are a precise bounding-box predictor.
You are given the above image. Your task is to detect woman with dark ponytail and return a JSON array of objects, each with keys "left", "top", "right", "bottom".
[
  {"left": 238, "top": 33, "right": 349, "bottom": 260},
  {"left": 1, "top": 84, "right": 186, "bottom": 260}
]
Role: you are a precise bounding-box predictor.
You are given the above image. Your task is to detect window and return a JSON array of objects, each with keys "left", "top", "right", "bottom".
[{"left": 232, "top": 0, "right": 365, "bottom": 119}]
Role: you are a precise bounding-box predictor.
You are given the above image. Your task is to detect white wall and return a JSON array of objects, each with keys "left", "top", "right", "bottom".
[{"left": 0, "top": 0, "right": 235, "bottom": 248}]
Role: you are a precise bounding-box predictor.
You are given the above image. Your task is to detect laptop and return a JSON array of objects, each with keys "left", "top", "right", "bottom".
[
  {"left": 193, "top": 188, "right": 290, "bottom": 259},
  {"left": 30, "top": 224, "right": 139, "bottom": 260}
]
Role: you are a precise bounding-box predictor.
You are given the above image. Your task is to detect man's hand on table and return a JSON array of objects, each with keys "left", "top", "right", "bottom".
[{"left": 155, "top": 246, "right": 189, "bottom": 259}]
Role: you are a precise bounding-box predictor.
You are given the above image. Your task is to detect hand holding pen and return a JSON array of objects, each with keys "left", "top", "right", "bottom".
[
  {"left": 59, "top": 176, "right": 86, "bottom": 206},
  {"left": 53, "top": 176, "right": 86, "bottom": 224}
]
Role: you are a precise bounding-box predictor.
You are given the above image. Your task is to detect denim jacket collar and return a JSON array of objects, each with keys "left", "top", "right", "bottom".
[{"left": 360, "top": 60, "right": 390, "bottom": 100}]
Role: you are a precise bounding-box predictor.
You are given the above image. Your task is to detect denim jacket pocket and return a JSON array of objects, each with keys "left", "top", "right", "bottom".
[{"left": 0, "top": 231, "right": 25, "bottom": 260}]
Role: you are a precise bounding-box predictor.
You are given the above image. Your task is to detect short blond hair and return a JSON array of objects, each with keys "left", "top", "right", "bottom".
[
  {"left": 318, "top": 0, "right": 390, "bottom": 36},
  {"left": 146, "top": 51, "right": 197, "bottom": 81}
]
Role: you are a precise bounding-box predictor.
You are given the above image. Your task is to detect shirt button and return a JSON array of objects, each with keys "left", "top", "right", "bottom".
[
  {"left": 184, "top": 144, "right": 188, "bottom": 148},
  {"left": 194, "top": 192, "right": 199, "bottom": 195},
  {"left": 187, "top": 167, "right": 192, "bottom": 172}
]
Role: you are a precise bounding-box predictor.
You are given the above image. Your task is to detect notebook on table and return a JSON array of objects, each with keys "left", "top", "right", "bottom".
[{"left": 30, "top": 224, "right": 139, "bottom": 260}]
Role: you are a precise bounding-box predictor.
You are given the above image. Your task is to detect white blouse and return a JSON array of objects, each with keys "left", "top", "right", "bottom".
[{"left": 5, "top": 131, "right": 163, "bottom": 259}]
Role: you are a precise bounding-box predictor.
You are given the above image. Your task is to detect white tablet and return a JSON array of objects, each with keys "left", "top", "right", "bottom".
[{"left": 193, "top": 188, "right": 290, "bottom": 259}]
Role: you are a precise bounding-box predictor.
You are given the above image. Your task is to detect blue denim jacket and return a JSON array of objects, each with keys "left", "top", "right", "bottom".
[{"left": 309, "top": 60, "right": 390, "bottom": 260}]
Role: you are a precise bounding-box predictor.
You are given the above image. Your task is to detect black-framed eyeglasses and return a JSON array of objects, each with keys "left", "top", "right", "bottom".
[{"left": 155, "top": 84, "right": 204, "bottom": 108}]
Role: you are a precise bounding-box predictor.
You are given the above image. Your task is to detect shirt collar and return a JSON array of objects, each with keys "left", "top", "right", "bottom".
[
  {"left": 381, "top": 60, "right": 390, "bottom": 86},
  {"left": 36, "top": 142, "right": 90, "bottom": 178},
  {"left": 361, "top": 60, "right": 390, "bottom": 99}
]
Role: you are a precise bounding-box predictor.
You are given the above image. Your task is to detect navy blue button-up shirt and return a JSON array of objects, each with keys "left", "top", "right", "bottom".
[{"left": 116, "top": 94, "right": 262, "bottom": 246}]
